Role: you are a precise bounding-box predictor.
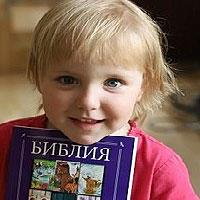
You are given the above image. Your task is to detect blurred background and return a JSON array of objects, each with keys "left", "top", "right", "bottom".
[{"left": 0, "top": 0, "right": 199, "bottom": 196}]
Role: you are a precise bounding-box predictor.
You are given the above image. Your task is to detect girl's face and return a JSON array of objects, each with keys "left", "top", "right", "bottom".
[{"left": 39, "top": 63, "right": 143, "bottom": 144}]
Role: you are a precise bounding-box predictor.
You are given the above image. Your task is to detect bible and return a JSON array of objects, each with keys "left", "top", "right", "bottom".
[{"left": 6, "top": 126, "right": 137, "bottom": 200}]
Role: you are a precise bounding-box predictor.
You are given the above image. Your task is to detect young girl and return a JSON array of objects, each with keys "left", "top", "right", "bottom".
[{"left": 0, "top": 0, "right": 198, "bottom": 199}]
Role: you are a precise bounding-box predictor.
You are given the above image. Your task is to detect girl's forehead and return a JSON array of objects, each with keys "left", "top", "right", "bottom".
[
  {"left": 48, "top": 60, "right": 144, "bottom": 78},
  {"left": 50, "top": 46, "right": 145, "bottom": 74},
  {"left": 50, "top": 58, "right": 143, "bottom": 71},
  {"left": 47, "top": 29, "right": 146, "bottom": 74}
]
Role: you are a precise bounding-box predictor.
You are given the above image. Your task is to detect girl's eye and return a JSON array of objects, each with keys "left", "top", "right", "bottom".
[
  {"left": 104, "top": 79, "right": 123, "bottom": 88},
  {"left": 56, "top": 76, "right": 79, "bottom": 85}
]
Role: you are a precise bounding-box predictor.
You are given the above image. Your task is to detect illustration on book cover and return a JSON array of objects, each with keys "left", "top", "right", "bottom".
[{"left": 29, "top": 159, "right": 104, "bottom": 199}]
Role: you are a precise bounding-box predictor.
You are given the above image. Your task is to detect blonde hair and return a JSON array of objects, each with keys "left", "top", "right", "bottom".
[{"left": 27, "top": 0, "right": 178, "bottom": 119}]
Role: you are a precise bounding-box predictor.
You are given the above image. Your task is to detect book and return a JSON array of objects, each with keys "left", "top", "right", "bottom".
[{"left": 6, "top": 126, "right": 138, "bottom": 200}]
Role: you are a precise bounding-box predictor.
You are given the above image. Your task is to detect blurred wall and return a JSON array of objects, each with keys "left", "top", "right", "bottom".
[
  {"left": 134, "top": 0, "right": 200, "bottom": 64},
  {"left": 0, "top": 1, "right": 50, "bottom": 73}
]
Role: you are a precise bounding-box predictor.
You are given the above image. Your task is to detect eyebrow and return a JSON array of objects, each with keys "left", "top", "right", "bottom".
[
  {"left": 51, "top": 66, "right": 142, "bottom": 79},
  {"left": 105, "top": 69, "right": 141, "bottom": 78},
  {"left": 52, "top": 69, "right": 79, "bottom": 76}
]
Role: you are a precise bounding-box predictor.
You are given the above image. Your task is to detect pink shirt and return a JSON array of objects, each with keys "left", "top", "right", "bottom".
[{"left": 0, "top": 115, "right": 199, "bottom": 199}]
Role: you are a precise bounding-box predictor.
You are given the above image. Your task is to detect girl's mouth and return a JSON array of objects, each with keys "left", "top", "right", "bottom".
[{"left": 69, "top": 117, "right": 105, "bottom": 130}]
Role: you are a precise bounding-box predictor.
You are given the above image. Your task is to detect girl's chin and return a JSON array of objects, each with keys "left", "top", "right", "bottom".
[{"left": 65, "top": 134, "right": 106, "bottom": 145}]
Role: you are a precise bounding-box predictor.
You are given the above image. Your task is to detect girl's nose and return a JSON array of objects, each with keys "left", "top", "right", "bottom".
[{"left": 76, "top": 86, "right": 101, "bottom": 111}]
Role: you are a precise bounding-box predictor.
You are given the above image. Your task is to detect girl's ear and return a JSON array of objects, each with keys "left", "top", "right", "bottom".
[
  {"left": 37, "top": 86, "right": 42, "bottom": 95},
  {"left": 136, "top": 78, "right": 144, "bottom": 102},
  {"left": 38, "top": 86, "right": 42, "bottom": 94},
  {"left": 136, "top": 72, "right": 145, "bottom": 102},
  {"left": 37, "top": 79, "right": 42, "bottom": 94},
  {"left": 136, "top": 89, "right": 143, "bottom": 102}
]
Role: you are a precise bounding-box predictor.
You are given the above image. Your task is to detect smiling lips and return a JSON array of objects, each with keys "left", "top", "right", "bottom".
[{"left": 69, "top": 117, "right": 105, "bottom": 130}]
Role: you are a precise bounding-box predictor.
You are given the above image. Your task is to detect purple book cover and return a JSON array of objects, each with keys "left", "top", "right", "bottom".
[{"left": 6, "top": 126, "right": 138, "bottom": 200}]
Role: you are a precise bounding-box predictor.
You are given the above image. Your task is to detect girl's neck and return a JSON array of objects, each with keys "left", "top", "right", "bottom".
[{"left": 110, "top": 123, "right": 130, "bottom": 136}]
